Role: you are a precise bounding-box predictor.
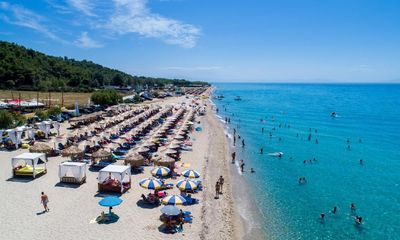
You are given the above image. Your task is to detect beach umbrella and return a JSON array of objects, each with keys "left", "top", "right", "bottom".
[
  {"left": 166, "top": 149, "right": 177, "bottom": 154},
  {"left": 139, "top": 178, "right": 163, "bottom": 190},
  {"left": 137, "top": 146, "right": 150, "bottom": 153},
  {"left": 160, "top": 205, "right": 181, "bottom": 216},
  {"left": 99, "top": 196, "right": 123, "bottom": 214},
  {"left": 151, "top": 166, "right": 171, "bottom": 177},
  {"left": 168, "top": 144, "right": 181, "bottom": 149},
  {"left": 176, "top": 179, "right": 198, "bottom": 191},
  {"left": 29, "top": 143, "right": 52, "bottom": 153},
  {"left": 124, "top": 153, "right": 145, "bottom": 167},
  {"left": 92, "top": 149, "right": 112, "bottom": 159},
  {"left": 161, "top": 195, "right": 186, "bottom": 206},
  {"left": 182, "top": 170, "right": 200, "bottom": 179},
  {"left": 61, "top": 145, "right": 83, "bottom": 157}
]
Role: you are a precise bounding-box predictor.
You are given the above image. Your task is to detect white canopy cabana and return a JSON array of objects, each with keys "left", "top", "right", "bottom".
[
  {"left": 59, "top": 162, "right": 86, "bottom": 184},
  {"left": 98, "top": 165, "right": 131, "bottom": 193},
  {"left": 12, "top": 153, "right": 47, "bottom": 178}
]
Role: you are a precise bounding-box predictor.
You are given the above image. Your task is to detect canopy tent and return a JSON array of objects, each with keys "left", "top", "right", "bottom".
[
  {"left": 98, "top": 165, "right": 131, "bottom": 193},
  {"left": 58, "top": 162, "right": 86, "bottom": 184},
  {"left": 12, "top": 153, "right": 47, "bottom": 178}
]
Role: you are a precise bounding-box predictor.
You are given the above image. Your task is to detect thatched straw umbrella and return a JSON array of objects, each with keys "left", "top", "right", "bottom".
[
  {"left": 92, "top": 148, "right": 111, "bottom": 158},
  {"left": 124, "top": 153, "right": 145, "bottom": 167},
  {"left": 91, "top": 148, "right": 112, "bottom": 164},
  {"left": 137, "top": 146, "right": 150, "bottom": 153},
  {"left": 29, "top": 143, "right": 52, "bottom": 154},
  {"left": 156, "top": 157, "right": 175, "bottom": 168},
  {"left": 168, "top": 144, "right": 181, "bottom": 149},
  {"left": 61, "top": 145, "right": 83, "bottom": 157}
]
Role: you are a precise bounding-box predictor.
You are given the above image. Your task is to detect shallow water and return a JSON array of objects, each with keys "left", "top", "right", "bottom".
[{"left": 212, "top": 83, "right": 400, "bottom": 240}]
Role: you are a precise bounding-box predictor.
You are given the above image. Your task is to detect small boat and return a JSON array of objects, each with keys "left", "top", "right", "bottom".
[{"left": 234, "top": 96, "right": 242, "bottom": 101}]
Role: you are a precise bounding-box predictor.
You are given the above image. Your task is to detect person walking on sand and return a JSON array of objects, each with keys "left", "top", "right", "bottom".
[
  {"left": 231, "top": 152, "right": 236, "bottom": 164},
  {"left": 215, "top": 182, "right": 220, "bottom": 199},
  {"left": 219, "top": 176, "right": 225, "bottom": 194},
  {"left": 41, "top": 192, "right": 49, "bottom": 212}
]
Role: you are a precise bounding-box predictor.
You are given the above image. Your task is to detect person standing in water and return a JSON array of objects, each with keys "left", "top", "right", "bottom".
[
  {"left": 260, "top": 147, "right": 263, "bottom": 154},
  {"left": 40, "top": 192, "right": 50, "bottom": 212},
  {"left": 242, "top": 139, "right": 245, "bottom": 148},
  {"left": 240, "top": 160, "right": 245, "bottom": 172},
  {"left": 360, "top": 159, "right": 364, "bottom": 165},
  {"left": 231, "top": 152, "right": 236, "bottom": 164},
  {"left": 261, "top": 127, "right": 264, "bottom": 133},
  {"left": 331, "top": 206, "right": 337, "bottom": 214}
]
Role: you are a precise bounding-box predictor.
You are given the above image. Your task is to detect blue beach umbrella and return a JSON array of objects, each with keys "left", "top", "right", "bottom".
[
  {"left": 151, "top": 166, "right": 170, "bottom": 177},
  {"left": 160, "top": 205, "right": 180, "bottom": 216},
  {"left": 99, "top": 196, "right": 123, "bottom": 214},
  {"left": 139, "top": 178, "right": 162, "bottom": 190},
  {"left": 161, "top": 195, "right": 186, "bottom": 205},
  {"left": 182, "top": 169, "right": 200, "bottom": 178},
  {"left": 176, "top": 179, "right": 198, "bottom": 191}
]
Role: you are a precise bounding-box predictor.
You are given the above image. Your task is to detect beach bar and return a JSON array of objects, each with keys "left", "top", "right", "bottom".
[
  {"left": 58, "top": 162, "right": 87, "bottom": 184},
  {"left": 12, "top": 153, "right": 47, "bottom": 178},
  {"left": 98, "top": 165, "right": 131, "bottom": 193}
]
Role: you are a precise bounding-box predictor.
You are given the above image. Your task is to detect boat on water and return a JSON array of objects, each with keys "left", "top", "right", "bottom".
[{"left": 234, "top": 96, "right": 242, "bottom": 101}]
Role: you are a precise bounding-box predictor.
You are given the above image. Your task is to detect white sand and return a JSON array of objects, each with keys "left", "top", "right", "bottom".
[{"left": 0, "top": 92, "right": 241, "bottom": 240}]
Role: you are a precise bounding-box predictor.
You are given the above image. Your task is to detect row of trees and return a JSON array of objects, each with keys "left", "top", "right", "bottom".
[{"left": 0, "top": 41, "right": 209, "bottom": 92}]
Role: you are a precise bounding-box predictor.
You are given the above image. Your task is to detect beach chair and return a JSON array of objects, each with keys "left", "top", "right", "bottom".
[{"left": 183, "top": 216, "right": 192, "bottom": 223}]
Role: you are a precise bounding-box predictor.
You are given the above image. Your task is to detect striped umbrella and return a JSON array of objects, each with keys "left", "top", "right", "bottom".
[
  {"left": 151, "top": 166, "right": 171, "bottom": 177},
  {"left": 139, "top": 178, "right": 163, "bottom": 190},
  {"left": 182, "top": 169, "right": 200, "bottom": 178},
  {"left": 161, "top": 195, "right": 186, "bottom": 205},
  {"left": 176, "top": 179, "right": 198, "bottom": 191}
]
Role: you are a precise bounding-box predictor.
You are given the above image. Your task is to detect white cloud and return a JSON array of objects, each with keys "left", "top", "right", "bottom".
[
  {"left": 103, "top": 0, "right": 201, "bottom": 48},
  {"left": 0, "top": 1, "right": 65, "bottom": 42},
  {"left": 67, "top": 0, "right": 96, "bottom": 16},
  {"left": 74, "top": 32, "right": 103, "bottom": 48}
]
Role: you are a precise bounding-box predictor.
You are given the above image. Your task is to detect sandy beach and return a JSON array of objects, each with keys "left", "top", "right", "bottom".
[{"left": 0, "top": 90, "right": 242, "bottom": 240}]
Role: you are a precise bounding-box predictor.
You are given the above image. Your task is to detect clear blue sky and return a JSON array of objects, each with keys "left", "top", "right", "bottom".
[{"left": 1, "top": 0, "right": 399, "bottom": 82}]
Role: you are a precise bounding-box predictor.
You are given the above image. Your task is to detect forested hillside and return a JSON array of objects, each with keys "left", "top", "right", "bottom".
[{"left": 0, "top": 41, "right": 208, "bottom": 91}]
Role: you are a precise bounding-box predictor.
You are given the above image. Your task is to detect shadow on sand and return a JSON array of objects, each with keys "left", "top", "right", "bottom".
[
  {"left": 136, "top": 199, "right": 160, "bottom": 209},
  {"left": 54, "top": 182, "right": 81, "bottom": 189}
]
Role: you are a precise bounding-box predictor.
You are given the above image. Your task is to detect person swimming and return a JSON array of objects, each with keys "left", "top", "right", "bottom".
[
  {"left": 320, "top": 213, "right": 325, "bottom": 221},
  {"left": 350, "top": 203, "right": 356, "bottom": 211},
  {"left": 360, "top": 159, "right": 363, "bottom": 165},
  {"left": 250, "top": 168, "right": 255, "bottom": 173},
  {"left": 355, "top": 216, "right": 363, "bottom": 225}
]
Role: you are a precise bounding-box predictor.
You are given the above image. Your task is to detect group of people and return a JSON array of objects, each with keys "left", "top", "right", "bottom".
[{"left": 320, "top": 203, "right": 363, "bottom": 225}]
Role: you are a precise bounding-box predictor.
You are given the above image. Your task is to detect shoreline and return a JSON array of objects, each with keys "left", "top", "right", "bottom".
[{"left": 208, "top": 87, "right": 267, "bottom": 240}]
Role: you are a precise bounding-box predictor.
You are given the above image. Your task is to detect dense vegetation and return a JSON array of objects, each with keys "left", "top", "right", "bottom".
[
  {"left": 0, "top": 110, "right": 26, "bottom": 129},
  {"left": 91, "top": 89, "right": 122, "bottom": 106},
  {"left": 0, "top": 41, "right": 209, "bottom": 92}
]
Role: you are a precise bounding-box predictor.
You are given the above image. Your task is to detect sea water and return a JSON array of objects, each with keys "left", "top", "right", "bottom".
[{"left": 212, "top": 83, "right": 400, "bottom": 240}]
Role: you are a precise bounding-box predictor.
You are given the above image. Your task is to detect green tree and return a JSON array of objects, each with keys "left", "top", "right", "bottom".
[
  {"left": 91, "top": 89, "right": 122, "bottom": 106},
  {"left": 0, "top": 110, "right": 14, "bottom": 129},
  {"left": 47, "top": 106, "right": 61, "bottom": 116},
  {"left": 35, "top": 110, "right": 48, "bottom": 120}
]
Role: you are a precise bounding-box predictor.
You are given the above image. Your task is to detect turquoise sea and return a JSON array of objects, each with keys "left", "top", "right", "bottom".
[{"left": 211, "top": 83, "right": 400, "bottom": 240}]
